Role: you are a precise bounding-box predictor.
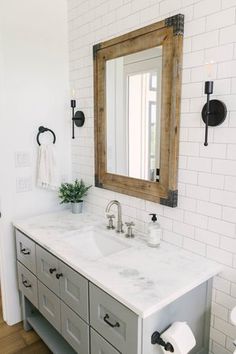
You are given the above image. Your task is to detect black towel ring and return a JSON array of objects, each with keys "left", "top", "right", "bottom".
[{"left": 37, "top": 126, "right": 56, "bottom": 146}]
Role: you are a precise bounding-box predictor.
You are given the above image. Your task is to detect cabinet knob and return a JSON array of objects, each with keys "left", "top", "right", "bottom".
[
  {"left": 49, "top": 268, "right": 56, "bottom": 274},
  {"left": 56, "top": 273, "right": 63, "bottom": 279}
]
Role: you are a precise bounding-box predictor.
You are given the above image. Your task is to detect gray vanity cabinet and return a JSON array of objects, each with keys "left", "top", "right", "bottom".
[
  {"left": 36, "top": 245, "right": 60, "bottom": 296},
  {"left": 17, "top": 261, "right": 38, "bottom": 308},
  {"left": 16, "top": 229, "right": 36, "bottom": 273},
  {"left": 36, "top": 244, "right": 89, "bottom": 324},
  {"left": 61, "top": 301, "right": 89, "bottom": 354},
  {"left": 90, "top": 283, "right": 140, "bottom": 354},
  {"left": 38, "top": 281, "right": 61, "bottom": 332},
  {"left": 59, "top": 262, "right": 89, "bottom": 323},
  {"left": 90, "top": 328, "right": 120, "bottom": 354},
  {"left": 16, "top": 229, "right": 212, "bottom": 354},
  {"left": 16, "top": 229, "right": 141, "bottom": 354}
]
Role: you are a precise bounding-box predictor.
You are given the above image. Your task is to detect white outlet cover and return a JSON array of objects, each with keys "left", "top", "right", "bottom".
[{"left": 15, "top": 151, "right": 31, "bottom": 168}]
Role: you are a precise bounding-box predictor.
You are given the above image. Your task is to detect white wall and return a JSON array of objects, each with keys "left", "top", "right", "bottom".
[
  {"left": 68, "top": 0, "right": 236, "bottom": 353},
  {"left": 0, "top": 0, "right": 70, "bottom": 324}
]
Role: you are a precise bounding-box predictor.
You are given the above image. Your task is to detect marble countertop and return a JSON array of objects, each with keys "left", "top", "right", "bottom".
[{"left": 13, "top": 210, "right": 220, "bottom": 318}]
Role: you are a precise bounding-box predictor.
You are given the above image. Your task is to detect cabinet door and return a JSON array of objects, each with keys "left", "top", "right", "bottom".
[
  {"left": 90, "top": 283, "right": 140, "bottom": 354},
  {"left": 16, "top": 230, "right": 36, "bottom": 274},
  {"left": 36, "top": 245, "right": 60, "bottom": 295},
  {"left": 91, "top": 328, "right": 120, "bottom": 354},
  {"left": 38, "top": 281, "right": 61, "bottom": 332},
  {"left": 61, "top": 302, "right": 89, "bottom": 354},
  {"left": 59, "top": 261, "right": 89, "bottom": 322},
  {"left": 17, "top": 261, "right": 38, "bottom": 308}
]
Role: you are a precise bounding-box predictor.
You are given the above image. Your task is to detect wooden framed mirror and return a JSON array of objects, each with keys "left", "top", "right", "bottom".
[{"left": 94, "top": 14, "right": 184, "bottom": 207}]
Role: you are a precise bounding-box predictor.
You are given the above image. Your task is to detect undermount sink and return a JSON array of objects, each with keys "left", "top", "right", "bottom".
[{"left": 64, "top": 227, "right": 130, "bottom": 260}]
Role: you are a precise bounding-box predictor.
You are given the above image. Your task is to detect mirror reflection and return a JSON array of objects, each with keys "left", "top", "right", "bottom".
[{"left": 106, "top": 46, "right": 162, "bottom": 182}]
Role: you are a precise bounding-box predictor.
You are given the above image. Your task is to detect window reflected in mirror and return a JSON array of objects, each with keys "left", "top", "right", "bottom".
[{"left": 106, "top": 46, "right": 162, "bottom": 182}]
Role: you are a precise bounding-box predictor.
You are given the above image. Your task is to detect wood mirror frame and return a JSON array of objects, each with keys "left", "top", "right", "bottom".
[{"left": 93, "top": 14, "right": 184, "bottom": 207}]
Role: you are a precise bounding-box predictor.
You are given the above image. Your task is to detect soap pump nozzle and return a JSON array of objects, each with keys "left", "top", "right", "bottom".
[
  {"left": 149, "top": 213, "right": 157, "bottom": 222},
  {"left": 147, "top": 213, "right": 161, "bottom": 248}
]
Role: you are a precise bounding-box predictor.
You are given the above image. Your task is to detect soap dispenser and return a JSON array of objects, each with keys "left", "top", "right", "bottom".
[{"left": 147, "top": 213, "right": 162, "bottom": 247}]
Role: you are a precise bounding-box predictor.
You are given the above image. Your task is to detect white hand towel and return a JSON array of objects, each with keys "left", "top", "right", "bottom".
[{"left": 37, "top": 143, "right": 58, "bottom": 190}]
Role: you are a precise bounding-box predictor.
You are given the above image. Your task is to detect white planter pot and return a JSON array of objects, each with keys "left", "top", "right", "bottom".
[{"left": 71, "top": 201, "right": 83, "bottom": 214}]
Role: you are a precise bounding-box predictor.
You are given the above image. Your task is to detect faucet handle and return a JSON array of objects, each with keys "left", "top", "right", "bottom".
[
  {"left": 125, "top": 221, "right": 135, "bottom": 238},
  {"left": 106, "top": 214, "right": 115, "bottom": 230}
]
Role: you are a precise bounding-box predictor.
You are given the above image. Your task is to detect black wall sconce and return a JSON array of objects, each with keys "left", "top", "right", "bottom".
[
  {"left": 201, "top": 81, "right": 227, "bottom": 146},
  {"left": 71, "top": 99, "right": 85, "bottom": 139}
]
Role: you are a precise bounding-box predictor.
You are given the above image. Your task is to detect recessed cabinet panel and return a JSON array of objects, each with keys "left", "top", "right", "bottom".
[
  {"left": 90, "top": 283, "right": 140, "bottom": 354},
  {"left": 38, "top": 281, "right": 61, "bottom": 333},
  {"left": 91, "top": 328, "right": 120, "bottom": 354},
  {"left": 59, "top": 261, "right": 89, "bottom": 322},
  {"left": 61, "top": 302, "right": 89, "bottom": 354},
  {"left": 16, "top": 230, "right": 36, "bottom": 274},
  {"left": 36, "top": 245, "right": 60, "bottom": 296},
  {"left": 17, "top": 261, "right": 38, "bottom": 308}
]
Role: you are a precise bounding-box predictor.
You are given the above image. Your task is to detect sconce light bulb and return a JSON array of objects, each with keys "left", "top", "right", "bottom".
[
  {"left": 71, "top": 88, "right": 76, "bottom": 99},
  {"left": 205, "top": 60, "right": 214, "bottom": 80}
]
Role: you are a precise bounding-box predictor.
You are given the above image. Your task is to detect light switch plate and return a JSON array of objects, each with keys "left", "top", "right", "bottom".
[
  {"left": 16, "top": 177, "right": 32, "bottom": 193},
  {"left": 15, "top": 151, "right": 31, "bottom": 168}
]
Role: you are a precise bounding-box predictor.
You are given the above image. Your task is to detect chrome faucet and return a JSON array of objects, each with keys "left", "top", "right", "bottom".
[{"left": 105, "top": 200, "right": 124, "bottom": 233}]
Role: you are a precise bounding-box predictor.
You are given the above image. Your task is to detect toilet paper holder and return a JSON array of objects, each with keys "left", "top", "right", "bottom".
[{"left": 151, "top": 331, "right": 174, "bottom": 352}]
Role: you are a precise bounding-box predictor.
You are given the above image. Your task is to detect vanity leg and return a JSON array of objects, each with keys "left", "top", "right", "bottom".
[
  {"left": 202, "top": 279, "right": 213, "bottom": 353},
  {"left": 21, "top": 293, "right": 33, "bottom": 331}
]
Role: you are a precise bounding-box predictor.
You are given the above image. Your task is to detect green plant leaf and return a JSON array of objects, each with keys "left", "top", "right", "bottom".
[{"left": 58, "top": 179, "right": 92, "bottom": 203}]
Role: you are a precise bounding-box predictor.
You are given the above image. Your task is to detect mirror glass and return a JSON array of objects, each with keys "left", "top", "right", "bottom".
[{"left": 106, "top": 46, "right": 163, "bottom": 182}]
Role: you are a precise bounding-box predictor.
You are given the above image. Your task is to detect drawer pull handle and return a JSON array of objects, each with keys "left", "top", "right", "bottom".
[
  {"left": 103, "top": 314, "right": 120, "bottom": 328},
  {"left": 56, "top": 273, "right": 63, "bottom": 279},
  {"left": 49, "top": 268, "right": 56, "bottom": 274},
  {"left": 21, "top": 248, "right": 30, "bottom": 255},
  {"left": 22, "top": 280, "right": 32, "bottom": 288}
]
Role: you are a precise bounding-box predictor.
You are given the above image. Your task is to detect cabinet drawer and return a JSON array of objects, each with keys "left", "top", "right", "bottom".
[
  {"left": 36, "top": 245, "right": 60, "bottom": 296},
  {"left": 17, "top": 261, "right": 38, "bottom": 308},
  {"left": 38, "top": 281, "right": 61, "bottom": 333},
  {"left": 59, "top": 262, "right": 89, "bottom": 322},
  {"left": 91, "top": 328, "right": 120, "bottom": 354},
  {"left": 61, "top": 301, "right": 89, "bottom": 354},
  {"left": 16, "top": 230, "right": 36, "bottom": 274},
  {"left": 90, "top": 284, "right": 139, "bottom": 354}
]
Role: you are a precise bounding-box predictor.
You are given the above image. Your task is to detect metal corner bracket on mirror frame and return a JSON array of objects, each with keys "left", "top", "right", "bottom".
[{"left": 93, "top": 14, "right": 184, "bottom": 207}]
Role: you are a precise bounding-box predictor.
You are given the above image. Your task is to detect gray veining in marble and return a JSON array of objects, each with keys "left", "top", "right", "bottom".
[{"left": 13, "top": 210, "right": 221, "bottom": 318}]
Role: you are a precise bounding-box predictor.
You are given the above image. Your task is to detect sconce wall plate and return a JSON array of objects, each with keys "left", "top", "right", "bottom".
[
  {"left": 202, "top": 99, "right": 227, "bottom": 126},
  {"left": 201, "top": 81, "right": 227, "bottom": 146},
  {"left": 71, "top": 99, "right": 85, "bottom": 139},
  {"left": 73, "top": 111, "right": 85, "bottom": 127}
]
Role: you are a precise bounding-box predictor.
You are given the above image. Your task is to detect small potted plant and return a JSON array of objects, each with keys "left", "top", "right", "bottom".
[{"left": 58, "top": 179, "right": 92, "bottom": 214}]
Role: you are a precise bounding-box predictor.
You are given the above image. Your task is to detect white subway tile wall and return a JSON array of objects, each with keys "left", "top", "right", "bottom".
[{"left": 67, "top": 0, "right": 236, "bottom": 352}]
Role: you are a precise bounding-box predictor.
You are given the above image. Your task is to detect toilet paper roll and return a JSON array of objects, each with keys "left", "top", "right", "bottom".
[{"left": 161, "top": 322, "right": 196, "bottom": 354}]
